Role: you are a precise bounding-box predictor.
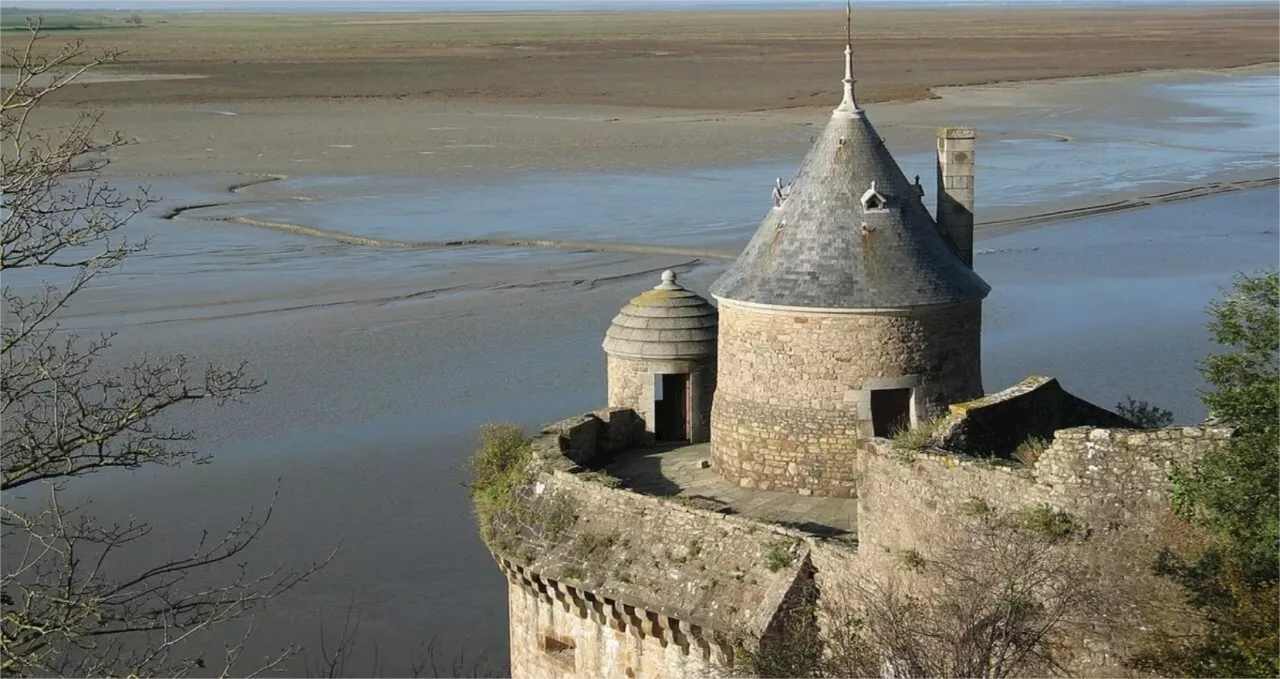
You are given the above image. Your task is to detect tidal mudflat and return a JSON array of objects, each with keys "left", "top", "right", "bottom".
[{"left": 6, "top": 63, "right": 1278, "bottom": 676}]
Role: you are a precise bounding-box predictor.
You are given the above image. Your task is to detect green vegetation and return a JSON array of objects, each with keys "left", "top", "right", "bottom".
[
  {"left": 890, "top": 416, "right": 944, "bottom": 452},
  {"left": 467, "top": 423, "right": 574, "bottom": 553},
  {"left": 1012, "top": 436, "right": 1050, "bottom": 466},
  {"left": 1136, "top": 271, "right": 1279, "bottom": 677},
  {"left": 959, "top": 496, "right": 992, "bottom": 518},
  {"left": 764, "top": 539, "right": 799, "bottom": 572},
  {"left": 896, "top": 549, "right": 927, "bottom": 571},
  {"left": 0, "top": 11, "right": 145, "bottom": 31},
  {"left": 1015, "top": 504, "right": 1079, "bottom": 542},
  {"left": 577, "top": 470, "right": 622, "bottom": 488},
  {"left": 1115, "top": 396, "right": 1176, "bottom": 428}
]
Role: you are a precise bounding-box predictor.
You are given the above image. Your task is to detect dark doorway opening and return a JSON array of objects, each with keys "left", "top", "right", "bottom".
[
  {"left": 654, "top": 373, "right": 690, "bottom": 442},
  {"left": 871, "top": 388, "right": 912, "bottom": 438}
]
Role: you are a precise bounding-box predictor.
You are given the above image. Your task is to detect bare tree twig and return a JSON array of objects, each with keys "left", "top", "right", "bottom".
[{"left": 2, "top": 21, "right": 327, "bottom": 677}]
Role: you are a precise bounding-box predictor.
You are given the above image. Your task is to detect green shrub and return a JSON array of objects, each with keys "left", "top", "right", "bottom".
[
  {"left": 1115, "top": 396, "right": 1175, "bottom": 429},
  {"left": 1012, "top": 437, "right": 1050, "bottom": 466},
  {"left": 959, "top": 496, "right": 992, "bottom": 518},
  {"left": 467, "top": 423, "right": 575, "bottom": 551},
  {"left": 891, "top": 416, "right": 944, "bottom": 452},
  {"left": 764, "top": 539, "right": 799, "bottom": 572},
  {"left": 1016, "top": 504, "right": 1079, "bottom": 542}
]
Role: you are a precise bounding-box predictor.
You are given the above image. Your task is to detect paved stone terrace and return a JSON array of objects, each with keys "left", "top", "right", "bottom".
[{"left": 605, "top": 443, "right": 858, "bottom": 541}]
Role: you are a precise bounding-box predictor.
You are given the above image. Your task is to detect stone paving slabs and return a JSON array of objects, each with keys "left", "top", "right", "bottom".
[{"left": 605, "top": 443, "right": 857, "bottom": 540}]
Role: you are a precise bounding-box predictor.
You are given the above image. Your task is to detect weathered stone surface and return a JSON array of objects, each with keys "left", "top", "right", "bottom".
[
  {"left": 850, "top": 425, "right": 1235, "bottom": 677},
  {"left": 710, "top": 299, "right": 983, "bottom": 496},
  {"left": 500, "top": 431, "right": 809, "bottom": 678},
  {"left": 935, "top": 375, "right": 1134, "bottom": 458},
  {"left": 501, "top": 405, "right": 1234, "bottom": 679},
  {"left": 607, "top": 356, "right": 716, "bottom": 444}
]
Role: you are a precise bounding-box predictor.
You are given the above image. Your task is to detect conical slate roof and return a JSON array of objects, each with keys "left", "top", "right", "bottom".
[
  {"left": 710, "top": 51, "right": 990, "bottom": 309},
  {"left": 603, "top": 270, "right": 718, "bottom": 360}
]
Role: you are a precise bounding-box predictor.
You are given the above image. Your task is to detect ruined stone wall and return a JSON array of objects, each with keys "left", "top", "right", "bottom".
[
  {"left": 711, "top": 300, "right": 982, "bottom": 497},
  {"left": 936, "top": 375, "right": 1133, "bottom": 458},
  {"left": 851, "top": 425, "right": 1235, "bottom": 676}
]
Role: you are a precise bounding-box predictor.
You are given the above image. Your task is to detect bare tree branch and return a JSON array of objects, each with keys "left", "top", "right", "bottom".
[{"left": 2, "top": 22, "right": 326, "bottom": 677}]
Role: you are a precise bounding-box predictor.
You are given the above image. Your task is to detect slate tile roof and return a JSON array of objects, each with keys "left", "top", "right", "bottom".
[{"left": 710, "top": 106, "right": 991, "bottom": 309}]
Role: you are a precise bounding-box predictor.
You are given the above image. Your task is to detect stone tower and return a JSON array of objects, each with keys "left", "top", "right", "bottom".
[
  {"left": 707, "top": 40, "right": 991, "bottom": 497},
  {"left": 603, "top": 270, "right": 718, "bottom": 443}
]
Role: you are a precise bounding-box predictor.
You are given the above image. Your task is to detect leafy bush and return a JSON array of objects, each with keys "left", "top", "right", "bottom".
[
  {"left": 1016, "top": 504, "right": 1079, "bottom": 542},
  {"left": 467, "top": 423, "right": 575, "bottom": 553},
  {"left": 1115, "top": 396, "right": 1175, "bottom": 428},
  {"left": 1138, "top": 270, "right": 1279, "bottom": 677}
]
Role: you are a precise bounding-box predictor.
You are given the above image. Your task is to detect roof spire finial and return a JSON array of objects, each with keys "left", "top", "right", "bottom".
[{"left": 838, "top": 0, "right": 860, "bottom": 113}]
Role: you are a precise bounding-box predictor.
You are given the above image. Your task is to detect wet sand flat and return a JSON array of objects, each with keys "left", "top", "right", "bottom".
[
  {"left": 35, "top": 65, "right": 1279, "bottom": 182},
  {"left": 38, "top": 6, "right": 1279, "bottom": 110},
  {"left": 4, "top": 6, "right": 1278, "bottom": 675}
]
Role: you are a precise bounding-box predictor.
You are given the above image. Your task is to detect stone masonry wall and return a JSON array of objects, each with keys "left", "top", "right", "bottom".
[
  {"left": 504, "top": 420, "right": 810, "bottom": 679},
  {"left": 506, "top": 579, "right": 726, "bottom": 679},
  {"left": 607, "top": 356, "right": 717, "bottom": 443},
  {"left": 852, "top": 425, "right": 1235, "bottom": 676},
  {"left": 711, "top": 300, "right": 983, "bottom": 497},
  {"left": 936, "top": 375, "right": 1133, "bottom": 459}
]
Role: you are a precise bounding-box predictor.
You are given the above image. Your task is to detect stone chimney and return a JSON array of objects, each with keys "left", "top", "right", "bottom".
[{"left": 936, "top": 126, "right": 976, "bottom": 268}]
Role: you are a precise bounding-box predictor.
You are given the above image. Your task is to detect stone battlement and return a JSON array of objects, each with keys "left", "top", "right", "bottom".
[
  {"left": 496, "top": 391, "right": 1232, "bottom": 678},
  {"left": 498, "top": 557, "right": 735, "bottom": 664}
]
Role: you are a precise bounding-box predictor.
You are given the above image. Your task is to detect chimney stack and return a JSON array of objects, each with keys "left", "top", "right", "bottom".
[{"left": 936, "top": 126, "right": 976, "bottom": 268}]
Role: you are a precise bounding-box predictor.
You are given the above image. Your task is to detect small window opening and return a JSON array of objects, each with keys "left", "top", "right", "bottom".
[
  {"left": 542, "top": 634, "right": 576, "bottom": 667},
  {"left": 871, "top": 388, "right": 912, "bottom": 438}
]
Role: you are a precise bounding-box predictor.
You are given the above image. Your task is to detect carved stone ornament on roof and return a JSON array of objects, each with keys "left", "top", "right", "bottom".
[{"left": 771, "top": 177, "right": 793, "bottom": 208}]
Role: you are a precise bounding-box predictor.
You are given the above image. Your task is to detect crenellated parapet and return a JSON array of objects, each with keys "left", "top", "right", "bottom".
[{"left": 498, "top": 557, "right": 736, "bottom": 665}]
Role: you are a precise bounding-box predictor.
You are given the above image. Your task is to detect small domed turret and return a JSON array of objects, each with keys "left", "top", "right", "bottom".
[{"left": 603, "top": 271, "right": 717, "bottom": 443}]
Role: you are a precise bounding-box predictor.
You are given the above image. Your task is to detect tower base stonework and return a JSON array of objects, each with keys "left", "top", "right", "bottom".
[{"left": 709, "top": 300, "right": 983, "bottom": 497}]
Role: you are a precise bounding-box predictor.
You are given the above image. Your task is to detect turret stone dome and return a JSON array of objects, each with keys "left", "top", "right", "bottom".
[{"left": 602, "top": 270, "right": 718, "bottom": 360}]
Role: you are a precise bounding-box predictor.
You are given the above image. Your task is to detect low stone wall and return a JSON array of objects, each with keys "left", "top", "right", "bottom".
[
  {"left": 934, "top": 375, "right": 1133, "bottom": 458},
  {"left": 539, "top": 407, "right": 647, "bottom": 468},
  {"left": 853, "top": 424, "right": 1234, "bottom": 676},
  {"left": 504, "top": 424, "right": 812, "bottom": 678}
]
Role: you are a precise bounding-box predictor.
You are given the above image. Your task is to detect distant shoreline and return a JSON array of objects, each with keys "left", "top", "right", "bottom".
[{"left": 5, "top": 1, "right": 1278, "bottom": 15}]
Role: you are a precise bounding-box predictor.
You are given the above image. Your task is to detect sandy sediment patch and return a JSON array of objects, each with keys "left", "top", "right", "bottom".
[
  {"left": 0, "top": 71, "right": 207, "bottom": 87},
  {"left": 34, "top": 64, "right": 1266, "bottom": 181}
]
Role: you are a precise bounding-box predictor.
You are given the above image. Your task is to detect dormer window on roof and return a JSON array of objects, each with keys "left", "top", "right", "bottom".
[{"left": 861, "top": 181, "right": 888, "bottom": 212}]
